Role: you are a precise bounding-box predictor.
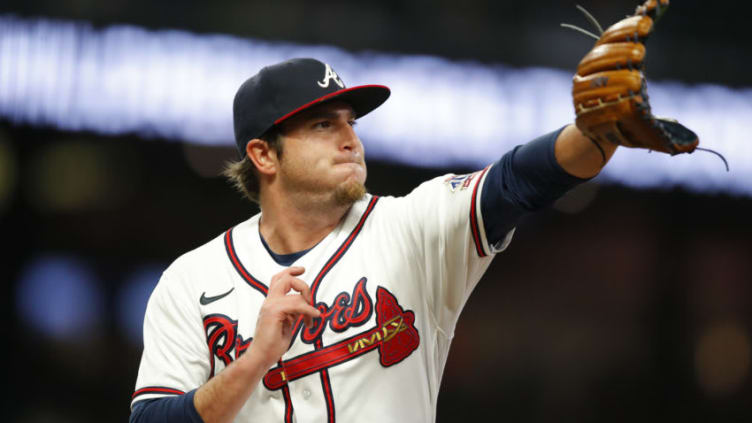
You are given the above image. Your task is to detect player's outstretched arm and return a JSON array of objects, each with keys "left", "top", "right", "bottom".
[{"left": 193, "top": 266, "right": 320, "bottom": 423}]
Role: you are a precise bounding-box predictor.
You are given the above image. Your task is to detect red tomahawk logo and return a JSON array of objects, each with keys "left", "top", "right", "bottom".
[{"left": 263, "top": 286, "right": 420, "bottom": 390}]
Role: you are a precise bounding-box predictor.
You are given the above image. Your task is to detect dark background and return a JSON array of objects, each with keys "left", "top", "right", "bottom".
[{"left": 3, "top": 1, "right": 751, "bottom": 422}]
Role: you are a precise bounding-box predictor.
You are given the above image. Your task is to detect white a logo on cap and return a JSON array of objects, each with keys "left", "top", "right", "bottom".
[{"left": 317, "top": 63, "right": 345, "bottom": 89}]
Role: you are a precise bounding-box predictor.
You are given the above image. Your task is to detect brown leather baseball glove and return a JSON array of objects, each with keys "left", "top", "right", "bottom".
[{"left": 570, "top": 0, "right": 699, "bottom": 157}]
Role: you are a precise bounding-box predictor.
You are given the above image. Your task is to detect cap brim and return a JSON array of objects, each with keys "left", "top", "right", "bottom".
[{"left": 273, "top": 84, "right": 390, "bottom": 125}]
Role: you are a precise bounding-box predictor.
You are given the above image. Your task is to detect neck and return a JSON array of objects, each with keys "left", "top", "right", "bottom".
[{"left": 258, "top": 192, "right": 352, "bottom": 255}]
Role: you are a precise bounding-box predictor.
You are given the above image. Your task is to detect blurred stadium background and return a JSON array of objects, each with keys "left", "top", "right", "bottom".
[{"left": 2, "top": 0, "right": 751, "bottom": 421}]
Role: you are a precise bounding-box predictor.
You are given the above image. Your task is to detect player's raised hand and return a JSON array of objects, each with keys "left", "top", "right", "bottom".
[
  {"left": 250, "top": 266, "right": 320, "bottom": 368},
  {"left": 568, "top": 0, "right": 699, "bottom": 157}
]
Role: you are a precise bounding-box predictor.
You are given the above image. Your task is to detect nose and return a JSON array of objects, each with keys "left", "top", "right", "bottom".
[{"left": 340, "top": 122, "right": 360, "bottom": 152}]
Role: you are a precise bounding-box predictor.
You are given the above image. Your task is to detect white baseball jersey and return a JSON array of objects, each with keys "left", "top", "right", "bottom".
[{"left": 132, "top": 166, "right": 514, "bottom": 422}]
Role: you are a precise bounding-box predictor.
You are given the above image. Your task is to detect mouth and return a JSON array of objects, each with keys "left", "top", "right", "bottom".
[
  {"left": 335, "top": 162, "right": 365, "bottom": 175},
  {"left": 334, "top": 159, "right": 366, "bottom": 182},
  {"left": 334, "top": 151, "right": 363, "bottom": 166},
  {"left": 334, "top": 158, "right": 364, "bottom": 168}
]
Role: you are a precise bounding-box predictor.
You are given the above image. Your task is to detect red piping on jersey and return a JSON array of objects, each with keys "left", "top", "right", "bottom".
[
  {"left": 319, "top": 360, "right": 336, "bottom": 423},
  {"left": 223, "top": 196, "right": 379, "bottom": 423},
  {"left": 469, "top": 166, "right": 491, "bottom": 258},
  {"left": 286, "top": 195, "right": 380, "bottom": 345},
  {"left": 309, "top": 196, "right": 379, "bottom": 301},
  {"left": 308, "top": 195, "right": 378, "bottom": 423},
  {"left": 132, "top": 386, "right": 184, "bottom": 399},
  {"left": 224, "top": 229, "right": 293, "bottom": 421},
  {"left": 225, "top": 229, "right": 269, "bottom": 295},
  {"left": 282, "top": 385, "right": 294, "bottom": 422}
]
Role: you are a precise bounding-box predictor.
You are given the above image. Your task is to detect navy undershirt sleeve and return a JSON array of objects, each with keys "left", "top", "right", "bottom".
[
  {"left": 481, "top": 126, "right": 590, "bottom": 245},
  {"left": 129, "top": 390, "right": 204, "bottom": 423}
]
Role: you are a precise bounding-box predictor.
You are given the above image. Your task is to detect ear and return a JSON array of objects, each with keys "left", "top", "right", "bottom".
[{"left": 245, "top": 138, "right": 279, "bottom": 176}]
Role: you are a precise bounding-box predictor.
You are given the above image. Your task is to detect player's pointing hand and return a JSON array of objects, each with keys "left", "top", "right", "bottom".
[{"left": 251, "top": 266, "right": 321, "bottom": 368}]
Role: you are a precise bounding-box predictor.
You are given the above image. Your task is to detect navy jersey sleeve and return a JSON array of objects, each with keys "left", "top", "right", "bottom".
[
  {"left": 129, "top": 390, "right": 204, "bottom": 423},
  {"left": 481, "top": 127, "right": 589, "bottom": 244}
]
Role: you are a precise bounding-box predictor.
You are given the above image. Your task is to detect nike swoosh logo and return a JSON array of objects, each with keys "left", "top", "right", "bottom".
[{"left": 200, "top": 287, "right": 235, "bottom": 305}]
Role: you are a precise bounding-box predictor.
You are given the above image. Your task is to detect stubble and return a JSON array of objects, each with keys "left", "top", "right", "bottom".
[{"left": 334, "top": 178, "right": 366, "bottom": 207}]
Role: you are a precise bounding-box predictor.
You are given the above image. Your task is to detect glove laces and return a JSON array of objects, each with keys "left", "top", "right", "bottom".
[{"left": 560, "top": 5, "right": 603, "bottom": 41}]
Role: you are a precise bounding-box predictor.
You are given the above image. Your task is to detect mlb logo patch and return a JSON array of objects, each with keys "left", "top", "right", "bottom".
[{"left": 444, "top": 171, "right": 478, "bottom": 192}]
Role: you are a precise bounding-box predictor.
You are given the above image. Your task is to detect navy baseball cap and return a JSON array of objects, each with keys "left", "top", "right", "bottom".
[{"left": 233, "top": 58, "right": 391, "bottom": 157}]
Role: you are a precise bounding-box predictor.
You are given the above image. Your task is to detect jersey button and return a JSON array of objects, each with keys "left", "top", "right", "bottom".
[{"left": 303, "top": 389, "right": 311, "bottom": 399}]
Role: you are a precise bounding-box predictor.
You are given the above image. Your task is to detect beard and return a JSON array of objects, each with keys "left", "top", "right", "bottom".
[
  {"left": 278, "top": 158, "right": 367, "bottom": 209},
  {"left": 333, "top": 178, "right": 366, "bottom": 207}
]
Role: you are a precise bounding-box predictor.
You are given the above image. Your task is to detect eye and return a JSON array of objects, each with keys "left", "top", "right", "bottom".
[
  {"left": 348, "top": 120, "right": 357, "bottom": 127},
  {"left": 313, "top": 120, "right": 331, "bottom": 129}
]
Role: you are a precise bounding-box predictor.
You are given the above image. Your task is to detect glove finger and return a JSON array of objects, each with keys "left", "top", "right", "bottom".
[
  {"left": 655, "top": 118, "right": 699, "bottom": 152},
  {"left": 596, "top": 15, "right": 654, "bottom": 45},
  {"left": 576, "top": 107, "right": 699, "bottom": 155},
  {"left": 635, "top": 0, "right": 669, "bottom": 21},
  {"left": 615, "top": 115, "right": 698, "bottom": 154},
  {"left": 573, "top": 69, "right": 642, "bottom": 111},
  {"left": 577, "top": 42, "right": 646, "bottom": 76}
]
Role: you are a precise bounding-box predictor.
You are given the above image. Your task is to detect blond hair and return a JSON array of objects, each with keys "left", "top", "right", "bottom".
[{"left": 223, "top": 127, "right": 282, "bottom": 203}]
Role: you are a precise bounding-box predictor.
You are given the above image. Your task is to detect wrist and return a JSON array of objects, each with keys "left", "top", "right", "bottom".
[
  {"left": 555, "top": 124, "right": 616, "bottom": 178},
  {"left": 240, "top": 344, "right": 278, "bottom": 373}
]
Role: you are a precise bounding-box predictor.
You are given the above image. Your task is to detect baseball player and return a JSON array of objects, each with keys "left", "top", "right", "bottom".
[{"left": 130, "top": 1, "right": 697, "bottom": 422}]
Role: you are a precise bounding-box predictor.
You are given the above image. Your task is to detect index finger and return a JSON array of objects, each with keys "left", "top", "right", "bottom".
[
  {"left": 286, "top": 276, "right": 313, "bottom": 304},
  {"left": 268, "top": 266, "right": 308, "bottom": 297}
]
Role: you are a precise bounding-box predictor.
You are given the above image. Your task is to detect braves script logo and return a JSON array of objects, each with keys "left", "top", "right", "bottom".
[
  {"left": 203, "top": 278, "right": 420, "bottom": 386},
  {"left": 203, "top": 314, "right": 252, "bottom": 377},
  {"left": 302, "top": 277, "right": 372, "bottom": 343},
  {"left": 317, "top": 63, "right": 345, "bottom": 89}
]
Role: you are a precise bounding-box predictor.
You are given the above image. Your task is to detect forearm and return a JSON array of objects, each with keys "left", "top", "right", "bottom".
[
  {"left": 553, "top": 124, "right": 617, "bottom": 179},
  {"left": 195, "top": 267, "right": 319, "bottom": 423},
  {"left": 481, "top": 127, "right": 588, "bottom": 244},
  {"left": 193, "top": 348, "right": 271, "bottom": 423}
]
